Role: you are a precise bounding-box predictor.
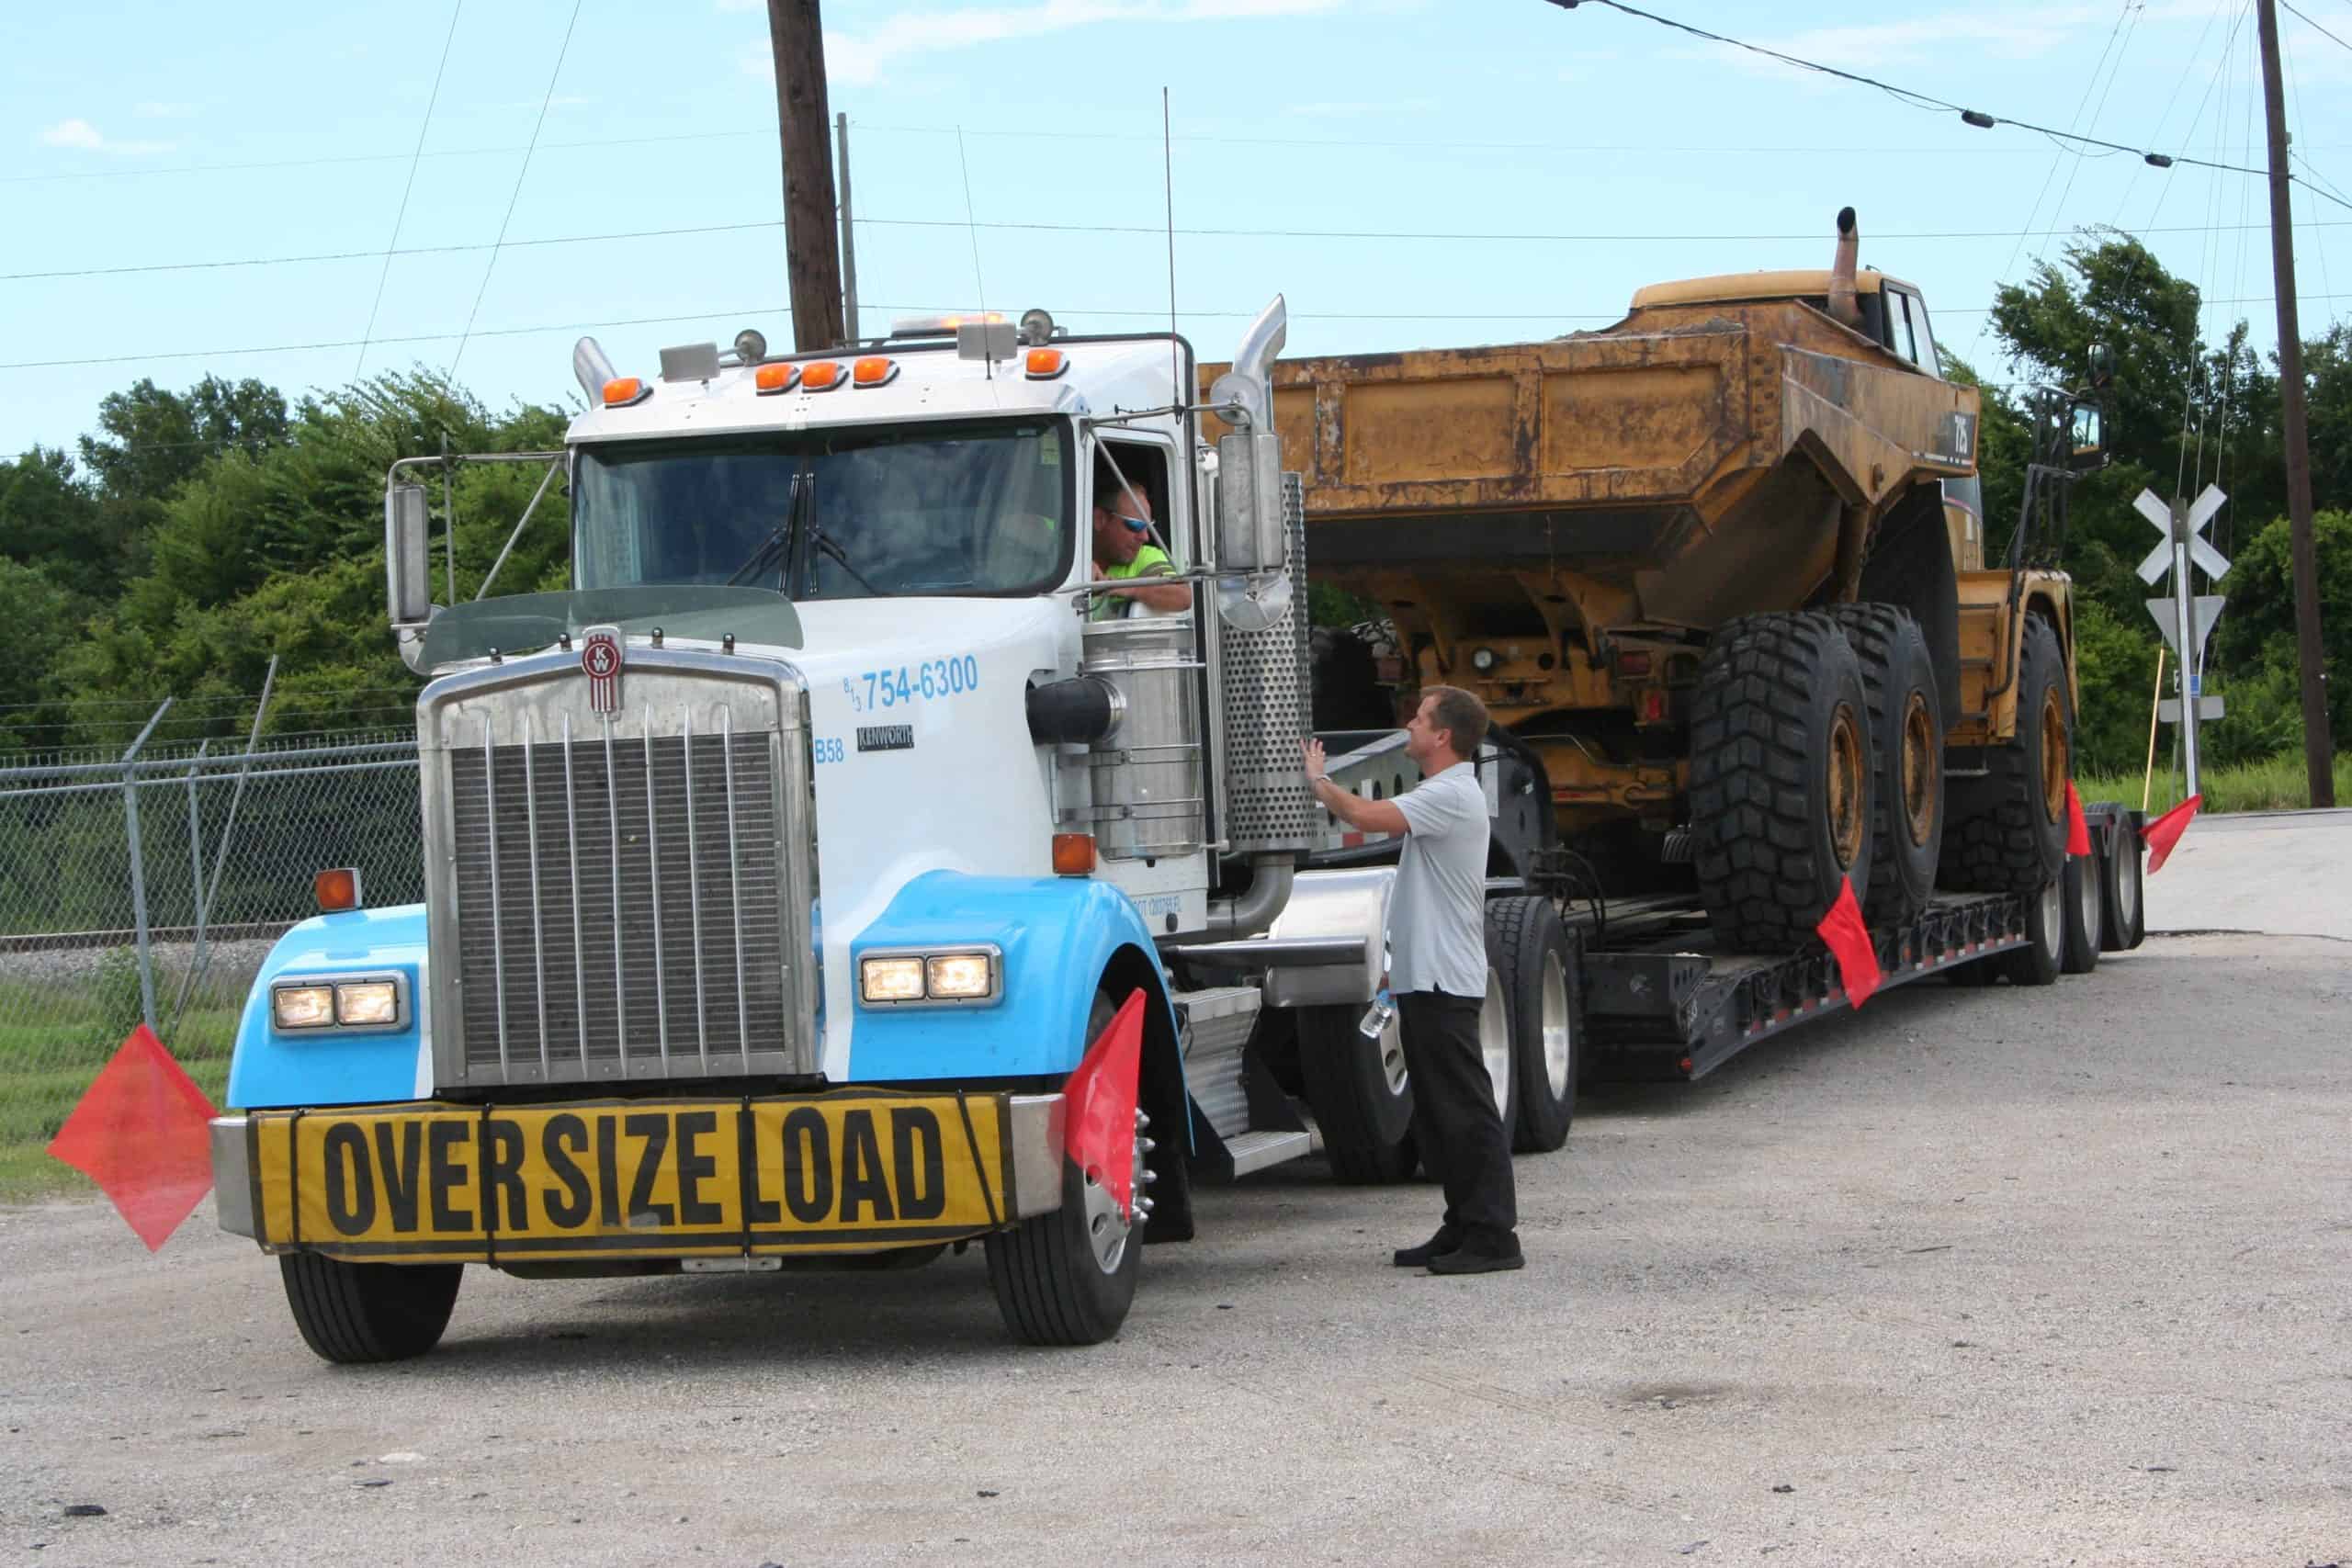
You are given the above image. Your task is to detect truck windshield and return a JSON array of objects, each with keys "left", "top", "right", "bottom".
[{"left": 572, "top": 417, "right": 1072, "bottom": 599}]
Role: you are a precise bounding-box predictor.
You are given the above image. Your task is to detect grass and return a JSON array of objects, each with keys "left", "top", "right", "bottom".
[
  {"left": 0, "top": 982, "right": 237, "bottom": 1203},
  {"left": 2075, "top": 750, "right": 2352, "bottom": 817}
]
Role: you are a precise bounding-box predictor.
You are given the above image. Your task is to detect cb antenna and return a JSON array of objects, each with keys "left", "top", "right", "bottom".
[
  {"left": 1163, "top": 87, "right": 1180, "bottom": 410},
  {"left": 956, "top": 126, "right": 992, "bottom": 381}
]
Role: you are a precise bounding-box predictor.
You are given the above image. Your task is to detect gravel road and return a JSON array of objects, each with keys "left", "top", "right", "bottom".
[{"left": 4, "top": 837, "right": 2347, "bottom": 1565}]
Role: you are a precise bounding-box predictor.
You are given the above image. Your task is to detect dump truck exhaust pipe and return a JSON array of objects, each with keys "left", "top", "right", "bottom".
[{"left": 1826, "top": 207, "right": 1862, "bottom": 330}]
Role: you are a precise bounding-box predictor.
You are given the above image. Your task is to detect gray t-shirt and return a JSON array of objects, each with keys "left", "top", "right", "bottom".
[{"left": 1387, "top": 761, "right": 1490, "bottom": 998}]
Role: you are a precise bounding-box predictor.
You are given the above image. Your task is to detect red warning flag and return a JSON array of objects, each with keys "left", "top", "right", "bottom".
[
  {"left": 2064, "top": 781, "right": 2093, "bottom": 858},
  {"left": 48, "top": 1025, "right": 219, "bottom": 1252},
  {"left": 1815, "top": 878, "right": 1883, "bottom": 1010},
  {"left": 2143, "top": 793, "right": 2203, "bottom": 875},
  {"left": 1062, "top": 989, "right": 1146, "bottom": 1218}
]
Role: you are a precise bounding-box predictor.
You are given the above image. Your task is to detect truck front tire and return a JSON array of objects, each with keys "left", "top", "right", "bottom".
[
  {"left": 279, "top": 1255, "right": 462, "bottom": 1364},
  {"left": 985, "top": 1154, "right": 1144, "bottom": 1347},
  {"left": 1297, "top": 1005, "right": 1418, "bottom": 1184},
  {"left": 1829, "top": 604, "right": 1944, "bottom": 923},
  {"left": 1689, "top": 612, "right": 1877, "bottom": 953},
  {"left": 1945, "top": 613, "right": 2071, "bottom": 894}
]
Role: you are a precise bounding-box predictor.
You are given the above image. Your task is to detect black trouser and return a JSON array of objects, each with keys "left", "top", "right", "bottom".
[{"left": 1397, "top": 988, "right": 1517, "bottom": 1245}]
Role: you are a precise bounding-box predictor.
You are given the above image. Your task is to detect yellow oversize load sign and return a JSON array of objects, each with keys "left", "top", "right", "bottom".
[{"left": 247, "top": 1094, "right": 1012, "bottom": 1263}]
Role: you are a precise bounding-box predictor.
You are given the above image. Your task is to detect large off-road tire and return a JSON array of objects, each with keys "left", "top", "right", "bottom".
[
  {"left": 278, "top": 1255, "right": 462, "bottom": 1365},
  {"left": 1999, "top": 874, "right": 2065, "bottom": 987},
  {"left": 986, "top": 987, "right": 1144, "bottom": 1345},
  {"left": 1297, "top": 1003, "right": 1418, "bottom": 1184},
  {"left": 1944, "top": 613, "right": 2071, "bottom": 894},
  {"left": 2060, "top": 847, "right": 2102, "bottom": 976},
  {"left": 1487, "top": 895, "right": 1577, "bottom": 1154},
  {"left": 1828, "top": 604, "right": 1944, "bottom": 923},
  {"left": 2092, "top": 802, "right": 2147, "bottom": 952},
  {"left": 1688, "top": 612, "right": 1877, "bottom": 953}
]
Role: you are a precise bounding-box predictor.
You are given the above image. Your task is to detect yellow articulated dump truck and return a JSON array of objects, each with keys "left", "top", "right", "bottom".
[{"left": 1203, "top": 209, "right": 2148, "bottom": 1098}]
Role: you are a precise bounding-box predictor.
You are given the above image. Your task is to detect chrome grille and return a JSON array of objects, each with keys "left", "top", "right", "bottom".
[{"left": 422, "top": 649, "right": 813, "bottom": 1087}]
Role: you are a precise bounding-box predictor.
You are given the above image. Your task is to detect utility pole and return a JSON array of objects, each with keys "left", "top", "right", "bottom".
[
  {"left": 765, "top": 0, "right": 845, "bottom": 351},
  {"left": 837, "top": 111, "right": 859, "bottom": 344},
  {"left": 2256, "top": 0, "right": 2336, "bottom": 807}
]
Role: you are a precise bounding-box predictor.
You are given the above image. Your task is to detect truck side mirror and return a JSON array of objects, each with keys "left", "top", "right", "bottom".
[
  {"left": 1215, "top": 429, "right": 1286, "bottom": 573},
  {"left": 386, "top": 483, "right": 435, "bottom": 625},
  {"left": 2067, "top": 400, "right": 2109, "bottom": 472}
]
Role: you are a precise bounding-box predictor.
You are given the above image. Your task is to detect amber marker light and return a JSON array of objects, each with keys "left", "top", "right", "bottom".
[
  {"left": 852, "top": 355, "right": 899, "bottom": 388},
  {"left": 1023, "top": 348, "right": 1068, "bottom": 380},
  {"left": 754, "top": 364, "right": 797, "bottom": 395},
  {"left": 314, "top": 867, "right": 362, "bottom": 912},
  {"left": 1052, "top": 833, "right": 1096, "bottom": 875},
  {"left": 601, "top": 377, "right": 650, "bottom": 407},
  {"left": 799, "top": 359, "right": 844, "bottom": 391}
]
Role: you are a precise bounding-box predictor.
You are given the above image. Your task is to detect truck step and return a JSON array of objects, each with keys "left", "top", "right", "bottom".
[
  {"left": 1217, "top": 1128, "right": 1313, "bottom": 1176},
  {"left": 1173, "top": 985, "right": 1262, "bottom": 1141}
]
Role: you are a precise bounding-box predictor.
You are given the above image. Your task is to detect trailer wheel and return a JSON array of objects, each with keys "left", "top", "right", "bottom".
[
  {"left": 1487, "top": 895, "right": 1577, "bottom": 1153},
  {"left": 1478, "top": 963, "right": 1518, "bottom": 1137},
  {"left": 1689, "top": 612, "right": 1877, "bottom": 953},
  {"left": 2060, "top": 846, "right": 2102, "bottom": 976},
  {"left": 1296, "top": 1005, "right": 1418, "bottom": 1184},
  {"left": 278, "top": 1255, "right": 462, "bottom": 1364},
  {"left": 1999, "top": 875, "right": 2065, "bottom": 987},
  {"left": 986, "top": 989, "right": 1144, "bottom": 1345},
  {"left": 2091, "top": 802, "right": 2146, "bottom": 951},
  {"left": 1944, "top": 614, "right": 2071, "bottom": 894},
  {"left": 1828, "top": 604, "right": 1944, "bottom": 922}
]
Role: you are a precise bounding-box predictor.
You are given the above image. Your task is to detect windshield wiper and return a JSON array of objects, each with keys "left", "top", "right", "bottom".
[
  {"left": 723, "top": 470, "right": 805, "bottom": 589},
  {"left": 803, "top": 511, "right": 884, "bottom": 597}
]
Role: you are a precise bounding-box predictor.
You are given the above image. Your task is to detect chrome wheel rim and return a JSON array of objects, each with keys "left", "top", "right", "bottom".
[
  {"left": 2038, "top": 877, "right": 2064, "bottom": 961},
  {"left": 1480, "top": 970, "right": 1511, "bottom": 1122},
  {"left": 1540, "top": 950, "right": 1572, "bottom": 1100},
  {"left": 1379, "top": 1012, "right": 1408, "bottom": 1099},
  {"left": 2115, "top": 834, "right": 2141, "bottom": 930},
  {"left": 1080, "top": 1126, "right": 1145, "bottom": 1275}
]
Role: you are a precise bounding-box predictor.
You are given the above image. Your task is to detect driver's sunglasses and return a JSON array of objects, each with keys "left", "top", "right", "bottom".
[{"left": 1114, "top": 513, "right": 1151, "bottom": 534}]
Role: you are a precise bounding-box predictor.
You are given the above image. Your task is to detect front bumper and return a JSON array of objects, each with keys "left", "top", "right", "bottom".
[{"left": 210, "top": 1089, "right": 1067, "bottom": 1262}]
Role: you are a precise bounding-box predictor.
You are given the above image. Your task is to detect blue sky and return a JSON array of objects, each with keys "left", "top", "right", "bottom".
[{"left": 6, "top": 0, "right": 2350, "bottom": 457}]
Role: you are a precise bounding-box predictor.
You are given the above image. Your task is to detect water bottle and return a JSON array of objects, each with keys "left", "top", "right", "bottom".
[{"left": 1358, "top": 985, "right": 1396, "bottom": 1040}]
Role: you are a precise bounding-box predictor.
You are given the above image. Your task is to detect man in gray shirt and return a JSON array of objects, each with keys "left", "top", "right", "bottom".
[{"left": 1303, "top": 686, "right": 1521, "bottom": 1274}]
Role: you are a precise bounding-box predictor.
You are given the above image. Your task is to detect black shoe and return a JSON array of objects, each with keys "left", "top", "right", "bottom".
[
  {"left": 1392, "top": 1227, "right": 1464, "bottom": 1269},
  {"left": 1425, "top": 1241, "right": 1525, "bottom": 1276}
]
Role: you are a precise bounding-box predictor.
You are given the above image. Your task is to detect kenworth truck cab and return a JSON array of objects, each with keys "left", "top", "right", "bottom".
[{"left": 209, "top": 301, "right": 1446, "bottom": 1357}]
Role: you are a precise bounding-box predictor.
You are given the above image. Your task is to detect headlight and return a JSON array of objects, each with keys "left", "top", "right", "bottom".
[
  {"left": 859, "top": 956, "right": 927, "bottom": 1003},
  {"left": 925, "top": 953, "right": 996, "bottom": 999},
  {"left": 335, "top": 981, "right": 400, "bottom": 1026},
  {"left": 857, "top": 948, "right": 1001, "bottom": 1006},
  {"left": 272, "top": 985, "right": 335, "bottom": 1030}
]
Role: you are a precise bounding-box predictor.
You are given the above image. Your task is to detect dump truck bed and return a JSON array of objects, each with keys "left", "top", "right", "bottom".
[{"left": 1204, "top": 299, "right": 1980, "bottom": 626}]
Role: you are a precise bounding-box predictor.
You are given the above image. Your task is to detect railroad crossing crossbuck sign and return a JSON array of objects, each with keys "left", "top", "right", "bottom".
[{"left": 2133, "top": 484, "right": 2230, "bottom": 788}]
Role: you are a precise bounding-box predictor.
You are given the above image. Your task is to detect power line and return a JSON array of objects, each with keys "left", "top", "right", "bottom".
[
  {"left": 354, "top": 0, "right": 463, "bottom": 380},
  {"left": 2281, "top": 0, "right": 2352, "bottom": 51},
  {"left": 1550, "top": 0, "right": 2352, "bottom": 212},
  {"left": 14, "top": 215, "right": 2352, "bottom": 286},
  {"left": 448, "top": 0, "right": 582, "bottom": 378}
]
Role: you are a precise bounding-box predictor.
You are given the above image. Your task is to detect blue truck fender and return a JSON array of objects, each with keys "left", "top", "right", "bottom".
[{"left": 224, "top": 905, "right": 431, "bottom": 1111}]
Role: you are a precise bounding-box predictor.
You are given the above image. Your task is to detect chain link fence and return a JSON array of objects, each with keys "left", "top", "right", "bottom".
[{"left": 1, "top": 700, "right": 424, "bottom": 1184}]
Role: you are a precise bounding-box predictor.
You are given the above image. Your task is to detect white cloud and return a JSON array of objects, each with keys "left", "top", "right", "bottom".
[
  {"left": 791, "top": 0, "right": 1345, "bottom": 86},
  {"left": 35, "top": 117, "right": 177, "bottom": 155},
  {"left": 1283, "top": 96, "right": 1438, "bottom": 118},
  {"left": 38, "top": 118, "right": 105, "bottom": 149}
]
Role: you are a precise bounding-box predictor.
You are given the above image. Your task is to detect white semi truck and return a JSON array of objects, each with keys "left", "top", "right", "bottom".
[{"left": 210, "top": 301, "right": 1453, "bottom": 1356}]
